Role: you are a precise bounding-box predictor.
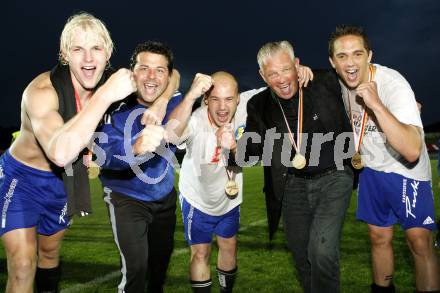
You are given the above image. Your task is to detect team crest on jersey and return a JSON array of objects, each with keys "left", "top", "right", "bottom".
[{"left": 235, "top": 125, "right": 245, "bottom": 140}]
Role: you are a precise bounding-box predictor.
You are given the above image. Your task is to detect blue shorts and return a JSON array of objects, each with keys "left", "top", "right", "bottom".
[
  {"left": 0, "top": 151, "right": 69, "bottom": 236},
  {"left": 357, "top": 167, "right": 436, "bottom": 230},
  {"left": 179, "top": 195, "right": 240, "bottom": 245}
]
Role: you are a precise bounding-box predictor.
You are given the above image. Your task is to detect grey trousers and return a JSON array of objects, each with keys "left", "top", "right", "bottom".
[{"left": 282, "top": 166, "right": 353, "bottom": 293}]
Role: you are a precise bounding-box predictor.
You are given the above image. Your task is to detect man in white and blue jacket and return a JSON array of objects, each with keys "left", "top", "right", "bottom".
[{"left": 96, "top": 41, "right": 182, "bottom": 293}]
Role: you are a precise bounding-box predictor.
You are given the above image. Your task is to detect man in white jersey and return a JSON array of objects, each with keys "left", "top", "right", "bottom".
[
  {"left": 167, "top": 72, "right": 262, "bottom": 292},
  {"left": 329, "top": 25, "right": 440, "bottom": 292}
]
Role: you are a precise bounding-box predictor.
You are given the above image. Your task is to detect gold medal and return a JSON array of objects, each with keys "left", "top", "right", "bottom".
[
  {"left": 291, "top": 153, "right": 307, "bottom": 169},
  {"left": 351, "top": 152, "right": 363, "bottom": 170},
  {"left": 275, "top": 88, "right": 305, "bottom": 170},
  {"left": 88, "top": 161, "right": 100, "bottom": 179},
  {"left": 347, "top": 64, "right": 375, "bottom": 170},
  {"left": 225, "top": 180, "right": 239, "bottom": 199}
]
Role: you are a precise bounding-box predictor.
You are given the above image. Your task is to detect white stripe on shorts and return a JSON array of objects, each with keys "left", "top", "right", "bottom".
[
  {"left": 187, "top": 204, "right": 194, "bottom": 241},
  {"left": 1, "top": 178, "right": 18, "bottom": 228}
]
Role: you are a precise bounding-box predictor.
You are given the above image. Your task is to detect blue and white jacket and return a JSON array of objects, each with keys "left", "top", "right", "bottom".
[{"left": 97, "top": 92, "right": 182, "bottom": 202}]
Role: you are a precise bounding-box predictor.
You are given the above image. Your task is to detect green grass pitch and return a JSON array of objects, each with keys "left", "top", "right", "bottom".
[{"left": 1, "top": 161, "right": 439, "bottom": 292}]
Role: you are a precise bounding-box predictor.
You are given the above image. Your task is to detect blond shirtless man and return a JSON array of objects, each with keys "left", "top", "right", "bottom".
[{"left": 0, "top": 13, "right": 137, "bottom": 293}]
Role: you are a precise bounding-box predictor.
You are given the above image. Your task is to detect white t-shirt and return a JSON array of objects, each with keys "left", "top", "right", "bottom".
[
  {"left": 178, "top": 88, "right": 265, "bottom": 215},
  {"left": 340, "top": 63, "right": 431, "bottom": 181}
]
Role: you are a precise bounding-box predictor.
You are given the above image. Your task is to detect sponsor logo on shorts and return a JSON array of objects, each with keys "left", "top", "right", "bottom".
[
  {"left": 423, "top": 216, "right": 434, "bottom": 225},
  {"left": 2, "top": 178, "right": 18, "bottom": 228},
  {"left": 59, "top": 203, "right": 67, "bottom": 225},
  {"left": 0, "top": 165, "right": 4, "bottom": 178},
  {"left": 401, "top": 179, "right": 407, "bottom": 203},
  {"left": 404, "top": 179, "right": 419, "bottom": 219}
]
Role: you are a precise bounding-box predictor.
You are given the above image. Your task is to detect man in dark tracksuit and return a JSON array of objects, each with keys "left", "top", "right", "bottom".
[
  {"left": 97, "top": 41, "right": 182, "bottom": 293},
  {"left": 239, "top": 41, "right": 353, "bottom": 292}
]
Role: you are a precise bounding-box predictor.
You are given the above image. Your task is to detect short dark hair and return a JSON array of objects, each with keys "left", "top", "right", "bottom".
[
  {"left": 130, "top": 41, "right": 174, "bottom": 73},
  {"left": 328, "top": 25, "right": 371, "bottom": 57}
]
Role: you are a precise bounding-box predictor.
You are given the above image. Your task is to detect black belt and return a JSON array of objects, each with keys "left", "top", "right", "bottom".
[{"left": 289, "top": 165, "right": 343, "bottom": 180}]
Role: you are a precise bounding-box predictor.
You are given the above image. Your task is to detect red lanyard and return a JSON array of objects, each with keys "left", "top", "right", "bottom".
[
  {"left": 348, "top": 64, "right": 376, "bottom": 152},
  {"left": 72, "top": 81, "right": 93, "bottom": 165},
  {"left": 73, "top": 85, "right": 83, "bottom": 112},
  {"left": 275, "top": 87, "right": 303, "bottom": 153}
]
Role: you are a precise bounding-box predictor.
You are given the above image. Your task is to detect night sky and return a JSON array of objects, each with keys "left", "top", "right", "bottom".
[{"left": 2, "top": 1, "right": 439, "bottom": 128}]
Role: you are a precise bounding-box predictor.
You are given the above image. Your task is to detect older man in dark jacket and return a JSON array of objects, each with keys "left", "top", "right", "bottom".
[{"left": 238, "top": 40, "right": 353, "bottom": 293}]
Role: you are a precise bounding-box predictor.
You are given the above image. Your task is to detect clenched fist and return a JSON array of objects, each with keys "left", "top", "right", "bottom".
[
  {"left": 216, "top": 123, "right": 236, "bottom": 152},
  {"left": 356, "top": 81, "right": 383, "bottom": 112},
  {"left": 103, "top": 68, "right": 137, "bottom": 103},
  {"left": 132, "top": 124, "right": 166, "bottom": 155},
  {"left": 186, "top": 73, "right": 213, "bottom": 101}
]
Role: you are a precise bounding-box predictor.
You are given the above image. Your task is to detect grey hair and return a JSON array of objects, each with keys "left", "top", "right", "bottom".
[{"left": 257, "top": 40, "right": 295, "bottom": 69}]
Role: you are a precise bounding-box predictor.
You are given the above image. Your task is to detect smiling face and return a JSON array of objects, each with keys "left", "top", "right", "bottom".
[
  {"left": 205, "top": 73, "right": 239, "bottom": 128},
  {"left": 63, "top": 27, "right": 110, "bottom": 91},
  {"left": 132, "top": 52, "right": 170, "bottom": 106},
  {"left": 329, "top": 34, "right": 372, "bottom": 90},
  {"left": 259, "top": 50, "right": 299, "bottom": 100}
]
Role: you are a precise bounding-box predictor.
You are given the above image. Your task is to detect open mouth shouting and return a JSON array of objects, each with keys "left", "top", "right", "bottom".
[
  {"left": 215, "top": 110, "right": 230, "bottom": 125},
  {"left": 345, "top": 68, "right": 359, "bottom": 84},
  {"left": 144, "top": 81, "right": 158, "bottom": 95},
  {"left": 82, "top": 66, "right": 96, "bottom": 79},
  {"left": 278, "top": 84, "right": 291, "bottom": 96}
]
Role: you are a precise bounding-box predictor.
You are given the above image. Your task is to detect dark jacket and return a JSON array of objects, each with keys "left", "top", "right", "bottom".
[{"left": 240, "top": 69, "right": 352, "bottom": 239}]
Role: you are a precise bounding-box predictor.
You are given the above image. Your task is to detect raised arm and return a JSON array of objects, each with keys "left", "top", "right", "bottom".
[
  {"left": 356, "top": 81, "right": 422, "bottom": 162},
  {"left": 166, "top": 73, "right": 213, "bottom": 144},
  {"left": 25, "top": 69, "right": 136, "bottom": 167}
]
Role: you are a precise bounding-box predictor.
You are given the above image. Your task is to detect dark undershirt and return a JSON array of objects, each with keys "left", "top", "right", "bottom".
[{"left": 274, "top": 92, "right": 337, "bottom": 175}]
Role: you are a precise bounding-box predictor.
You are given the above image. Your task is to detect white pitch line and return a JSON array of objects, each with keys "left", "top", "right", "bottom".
[{"left": 61, "top": 219, "right": 266, "bottom": 293}]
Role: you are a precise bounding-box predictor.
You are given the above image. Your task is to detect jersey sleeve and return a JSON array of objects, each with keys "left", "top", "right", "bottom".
[
  {"left": 176, "top": 112, "right": 197, "bottom": 149},
  {"left": 381, "top": 72, "right": 423, "bottom": 129}
]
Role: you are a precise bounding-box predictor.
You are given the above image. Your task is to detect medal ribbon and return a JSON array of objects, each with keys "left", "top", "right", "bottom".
[
  {"left": 348, "top": 64, "right": 376, "bottom": 153},
  {"left": 207, "top": 110, "right": 235, "bottom": 181},
  {"left": 223, "top": 159, "right": 234, "bottom": 181},
  {"left": 73, "top": 82, "right": 94, "bottom": 167},
  {"left": 73, "top": 86, "right": 83, "bottom": 112},
  {"left": 275, "top": 87, "right": 303, "bottom": 153}
]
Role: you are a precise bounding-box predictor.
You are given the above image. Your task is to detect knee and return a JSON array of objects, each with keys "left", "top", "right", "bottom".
[
  {"left": 369, "top": 230, "right": 393, "bottom": 248},
  {"left": 128, "top": 255, "right": 148, "bottom": 275},
  {"left": 38, "top": 244, "right": 60, "bottom": 262},
  {"left": 191, "top": 248, "right": 210, "bottom": 265},
  {"left": 219, "top": 242, "right": 236, "bottom": 257},
  {"left": 220, "top": 247, "right": 236, "bottom": 261},
  {"left": 407, "top": 234, "right": 433, "bottom": 257},
  {"left": 311, "top": 244, "right": 339, "bottom": 271},
  {"left": 9, "top": 256, "right": 37, "bottom": 281}
]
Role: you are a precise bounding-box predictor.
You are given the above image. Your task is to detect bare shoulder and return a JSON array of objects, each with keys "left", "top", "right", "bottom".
[{"left": 23, "top": 71, "right": 59, "bottom": 116}]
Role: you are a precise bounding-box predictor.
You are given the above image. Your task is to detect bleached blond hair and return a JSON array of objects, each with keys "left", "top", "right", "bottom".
[{"left": 59, "top": 12, "right": 113, "bottom": 64}]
